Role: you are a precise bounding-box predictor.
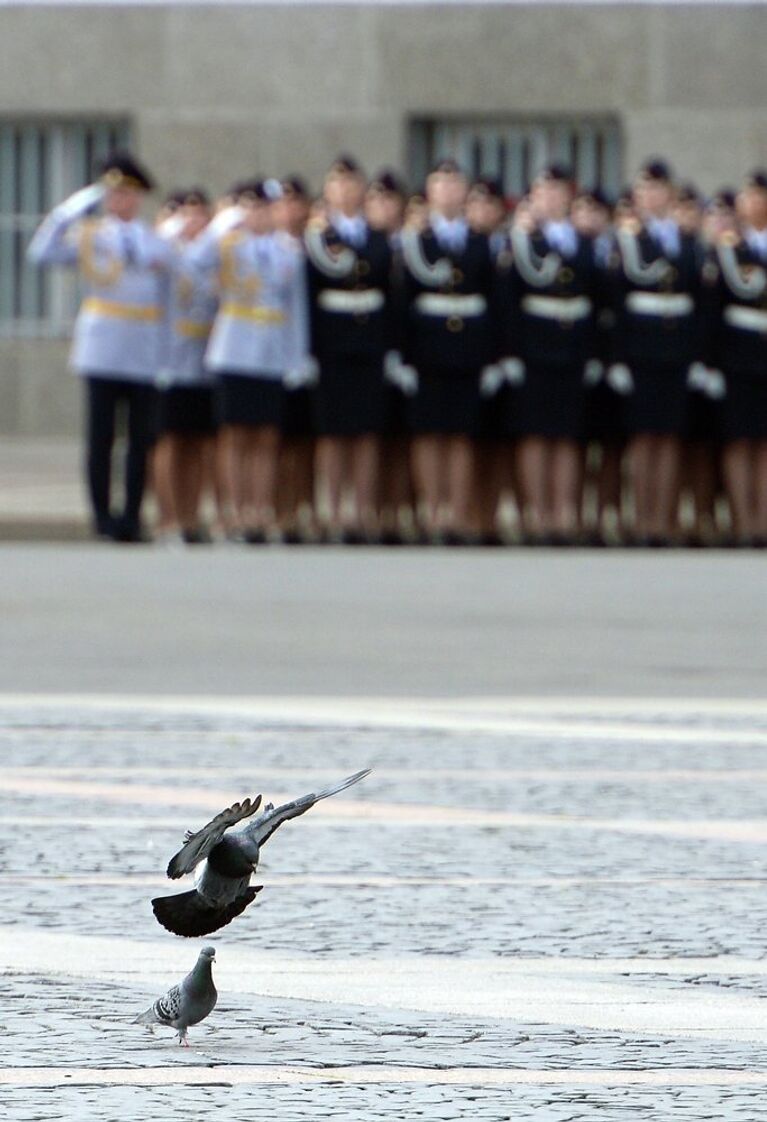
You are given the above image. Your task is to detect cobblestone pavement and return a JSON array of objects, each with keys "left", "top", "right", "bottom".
[{"left": 2, "top": 697, "right": 767, "bottom": 1119}]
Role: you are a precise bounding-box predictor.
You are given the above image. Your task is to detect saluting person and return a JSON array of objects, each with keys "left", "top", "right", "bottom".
[
  {"left": 305, "top": 156, "right": 395, "bottom": 542},
  {"left": 495, "top": 165, "right": 600, "bottom": 543},
  {"left": 605, "top": 159, "right": 702, "bottom": 545},
  {"left": 190, "top": 179, "right": 310, "bottom": 543},
  {"left": 272, "top": 176, "right": 317, "bottom": 543},
  {"left": 395, "top": 158, "right": 498, "bottom": 542},
  {"left": 701, "top": 171, "right": 767, "bottom": 544},
  {"left": 365, "top": 169, "right": 415, "bottom": 543},
  {"left": 156, "top": 189, "right": 220, "bottom": 543},
  {"left": 27, "top": 151, "right": 171, "bottom": 542}
]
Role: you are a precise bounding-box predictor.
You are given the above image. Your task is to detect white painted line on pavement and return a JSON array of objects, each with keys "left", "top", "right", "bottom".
[{"left": 2, "top": 1066, "right": 767, "bottom": 1088}]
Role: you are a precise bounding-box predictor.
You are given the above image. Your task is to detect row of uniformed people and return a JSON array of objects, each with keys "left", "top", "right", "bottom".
[{"left": 27, "top": 150, "right": 767, "bottom": 545}]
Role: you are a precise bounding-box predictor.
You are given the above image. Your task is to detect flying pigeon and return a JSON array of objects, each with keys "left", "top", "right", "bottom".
[
  {"left": 152, "top": 769, "right": 371, "bottom": 937},
  {"left": 133, "top": 945, "right": 217, "bottom": 1045}
]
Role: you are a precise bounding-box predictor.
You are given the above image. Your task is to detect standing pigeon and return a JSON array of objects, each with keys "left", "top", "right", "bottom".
[
  {"left": 133, "top": 945, "right": 217, "bottom": 1045},
  {"left": 152, "top": 769, "right": 371, "bottom": 937}
]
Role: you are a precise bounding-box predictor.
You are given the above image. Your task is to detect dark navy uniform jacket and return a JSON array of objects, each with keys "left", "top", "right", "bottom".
[
  {"left": 399, "top": 227, "right": 498, "bottom": 374},
  {"left": 499, "top": 228, "right": 599, "bottom": 370},
  {"left": 606, "top": 225, "right": 702, "bottom": 369},
  {"left": 700, "top": 236, "right": 767, "bottom": 377},
  {"left": 305, "top": 223, "right": 394, "bottom": 363}
]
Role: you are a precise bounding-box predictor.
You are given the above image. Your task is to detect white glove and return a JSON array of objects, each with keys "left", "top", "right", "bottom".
[
  {"left": 479, "top": 364, "right": 504, "bottom": 398},
  {"left": 606, "top": 363, "right": 634, "bottom": 395},
  {"left": 157, "top": 214, "right": 186, "bottom": 241},
  {"left": 55, "top": 183, "right": 105, "bottom": 221},
  {"left": 705, "top": 368, "right": 726, "bottom": 400},
  {"left": 284, "top": 356, "right": 319, "bottom": 390},
  {"left": 499, "top": 356, "right": 526, "bottom": 385},
  {"left": 686, "top": 362, "right": 709, "bottom": 393},
  {"left": 384, "top": 351, "right": 419, "bottom": 396},
  {"left": 208, "top": 205, "right": 245, "bottom": 237},
  {"left": 583, "top": 359, "right": 604, "bottom": 386},
  {"left": 687, "top": 363, "right": 726, "bottom": 401}
]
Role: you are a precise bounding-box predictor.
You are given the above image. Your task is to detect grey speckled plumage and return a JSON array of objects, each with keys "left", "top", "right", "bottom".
[
  {"left": 152, "top": 769, "right": 371, "bottom": 937},
  {"left": 133, "top": 945, "right": 217, "bottom": 1045}
]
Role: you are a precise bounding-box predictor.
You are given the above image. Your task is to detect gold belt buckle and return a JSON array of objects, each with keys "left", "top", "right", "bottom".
[{"left": 447, "top": 314, "right": 464, "bottom": 332}]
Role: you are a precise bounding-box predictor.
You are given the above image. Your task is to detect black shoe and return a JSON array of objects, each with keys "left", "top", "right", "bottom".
[
  {"left": 243, "top": 528, "right": 268, "bottom": 545},
  {"left": 93, "top": 514, "right": 116, "bottom": 540},
  {"left": 112, "top": 519, "right": 149, "bottom": 543},
  {"left": 479, "top": 532, "right": 506, "bottom": 547},
  {"left": 341, "top": 527, "right": 380, "bottom": 546},
  {"left": 442, "top": 530, "right": 475, "bottom": 547},
  {"left": 379, "top": 529, "right": 405, "bottom": 546},
  {"left": 181, "top": 527, "right": 212, "bottom": 545}
]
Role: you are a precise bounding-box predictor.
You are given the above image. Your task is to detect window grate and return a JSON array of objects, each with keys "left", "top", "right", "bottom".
[
  {"left": 0, "top": 119, "right": 131, "bottom": 338},
  {"left": 409, "top": 118, "right": 623, "bottom": 200}
]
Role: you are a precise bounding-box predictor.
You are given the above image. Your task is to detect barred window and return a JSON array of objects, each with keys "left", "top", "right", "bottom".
[
  {"left": 409, "top": 118, "right": 623, "bottom": 199},
  {"left": 0, "top": 119, "right": 131, "bottom": 338}
]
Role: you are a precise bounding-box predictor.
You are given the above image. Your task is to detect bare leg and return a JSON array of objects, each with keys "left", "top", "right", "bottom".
[
  {"left": 445, "top": 435, "right": 475, "bottom": 534},
  {"left": 516, "top": 437, "right": 549, "bottom": 537},
  {"left": 686, "top": 441, "right": 718, "bottom": 542},
  {"left": 379, "top": 435, "right": 414, "bottom": 536},
  {"left": 229, "top": 425, "right": 253, "bottom": 528},
  {"left": 721, "top": 440, "right": 754, "bottom": 540},
  {"left": 169, "top": 434, "right": 206, "bottom": 533},
  {"left": 315, "top": 436, "right": 348, "bottom": 534},
  {"left": 215, "top": 426, "right": 239, "bottom": 535},
  {"left": 472, "top": 441, "right": 506, "bottom": 538},
  {"left": 411, "top": 435, "right": 446, "bottom": 534},
  {"left": 277, "top": 436, "right": 316, "bottom": 537},
  {"left": 550, "top": 439, "right": 581, "bottom": 536},
  {"left": 248, "top": 425, "right": 281, "bottom": 531},
  {"left": 627, "top": 435, "right": 654, "bottom": 539},
  {"left": 753, "top": 442, "right": 767, "bottom": 539},
  {"left": 150, "top": 435, "right": 176, "bottom": 535},
  {"left": 350, "top": 434, "right": 380, "bottom": 534},
  {"left": 651, "top": 435, "right": 682, "bottom": 539}
]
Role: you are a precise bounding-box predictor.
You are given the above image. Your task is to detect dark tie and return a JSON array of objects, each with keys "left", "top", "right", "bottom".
[{"left": 122, "top": 226, "right": 137, "bottom": 267}]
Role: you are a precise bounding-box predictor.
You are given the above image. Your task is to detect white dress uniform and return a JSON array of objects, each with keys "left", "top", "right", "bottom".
[
  {"left": 28, "top": 198, "right": 171, "bottom": 382},
  {"left": 27, "top": 154, "right": 172, "bottom": 540},
  {"left": 156, "top": 232, "right": 220, "bottom": 434},
  {"left": 189, "top": 222, "right": 310, "bottom": 427}
]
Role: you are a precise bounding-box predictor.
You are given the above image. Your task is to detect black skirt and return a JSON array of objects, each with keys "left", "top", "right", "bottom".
[
  {"left": 503, "top": 364, "right": 586, "bottom": 441},
  {"left": 281, "top": 386, "right": 315, "bottom": 439},
  {"left": 721, "top": 370, "right": 767, "bottom": 442},
  {"left": 218, "top": 372, "right": 284, "bottom": 428},
  {"left": 408, "top": 367, "right": 483, "bottom": 437},
  {"left": 622, "top": 365, "right": 689, "bottom": 437},
  {"left": 686, "top": 388, "right": 723, "bottom": 444},
  {"left": 584, "top": 379, "right": 626, "bottom": 446},
  {"left": 159, "top": 386, "right": 218, "bottom": 436},
  {"left": 381, "top": 383, "right": 411, "bottom": 439},
  {"left": 313, "top": 358, "right": 386, "bottom": 437}
]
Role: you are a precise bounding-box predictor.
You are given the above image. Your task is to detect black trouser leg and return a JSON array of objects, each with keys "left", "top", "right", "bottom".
[
  {"left": 121, "top": 383, "right": 157, "bottom": 534},
  {"left": 85, "top": 376, "right": 119, "bottom": 533}
]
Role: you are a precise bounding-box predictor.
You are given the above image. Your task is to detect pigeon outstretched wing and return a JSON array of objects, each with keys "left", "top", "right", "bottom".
[
  {"left": 167, "top": 795, "right": 262, "bottom": 879},
  {"left": 246, "top": 769, "right": 370, "bottom": 848}
]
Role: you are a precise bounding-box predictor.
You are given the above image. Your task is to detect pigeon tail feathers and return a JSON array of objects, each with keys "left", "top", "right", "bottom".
[{"left": 151, "top": 886, "right": 263, "bottom": 937}]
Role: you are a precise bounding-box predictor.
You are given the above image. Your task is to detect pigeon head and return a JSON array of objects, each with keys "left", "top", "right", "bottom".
[{"left": 200, "top": 946, "right": 216, "bottom": 960}]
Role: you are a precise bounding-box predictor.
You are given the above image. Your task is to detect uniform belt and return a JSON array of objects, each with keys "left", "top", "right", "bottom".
[
  {"left": 625, "top": 292, "right": 694, "bottom": 317},
  {"left": 81, "top": 297, "right": 161, "bottom": 322},
  {"left": 723, "top": 304, "right": 767, "bottom": 333},
  {"left": 317, "top": 289, "right": 385, "bottom": 314},
  {"left": 177, "top": 319, "right": 214, "bottom": 339},
  {"left": 415, "top": 293, "right": 487, "bottom": 317},
  {"left": 220, "top": 302, "right": 286, "bottom": 325},
  {"left": 521, "top": 295, "right": 592, "bottom": 321}
]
